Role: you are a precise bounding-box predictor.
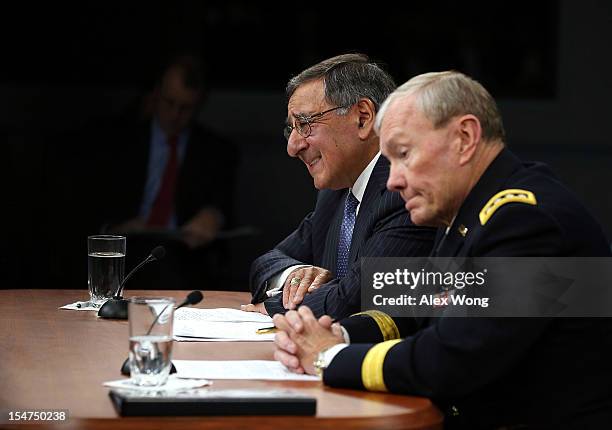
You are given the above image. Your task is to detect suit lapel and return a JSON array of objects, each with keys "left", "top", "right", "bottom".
[
  {"left": 125, "top": 122, "right": 153, "bottom": 214},
  {"left": 347, "top": 156, "right": 390, "bottom": 265}
]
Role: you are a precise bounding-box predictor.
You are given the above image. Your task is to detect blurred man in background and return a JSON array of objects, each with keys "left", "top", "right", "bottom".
[{"left": 99, "top": 53, "right": 237, "bottom": 288}]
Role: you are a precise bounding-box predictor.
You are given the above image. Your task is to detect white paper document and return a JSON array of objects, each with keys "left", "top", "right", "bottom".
[
  {"left": 173, "top": 320, "right": 275, "bottom": 342},
  {"left": 174, "top": 307, "right": 273, "bottom": 323},
  {"left": 174, "top": 336, "right": 273, "bottom": 342},
  {"left": 174, "top": 360, "right": 321, "bottom": 381},
  {"left": 174, "top": 336, "right": 248, "bottom": 342},
  {"left": 173, "top": 308, "right": 274, "bottom": 341}
]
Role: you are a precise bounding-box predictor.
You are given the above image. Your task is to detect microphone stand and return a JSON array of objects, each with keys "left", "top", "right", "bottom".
[{"left": 98, "top": 247, "right": 165, "bottom": 319}]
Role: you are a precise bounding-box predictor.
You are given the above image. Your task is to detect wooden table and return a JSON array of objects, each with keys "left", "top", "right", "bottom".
[{"left": 0, "top": 289, "right": 443, "bottom": 429}]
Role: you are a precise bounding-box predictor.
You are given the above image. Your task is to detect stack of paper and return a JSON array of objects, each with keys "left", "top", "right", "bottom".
[
  {"left": 173, "top": 308, "right": 275, "bottom": 342},
  {"left": 174, "top": 360, "right": 320, "bottom": 381}
]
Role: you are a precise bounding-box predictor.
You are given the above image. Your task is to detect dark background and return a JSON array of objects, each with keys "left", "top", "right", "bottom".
[{"left": 2, "top": 1, "right": 611, "bottom": 291}]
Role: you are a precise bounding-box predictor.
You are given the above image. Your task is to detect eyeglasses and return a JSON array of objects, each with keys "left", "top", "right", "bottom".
[{"left": 284, "top": 106, "right": 347, "bottom": 140}]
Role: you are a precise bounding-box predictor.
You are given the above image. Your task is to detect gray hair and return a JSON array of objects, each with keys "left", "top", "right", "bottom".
[
  {"left": 375, "top": 71, "right": 505, "bottom": 143},
  {"left": 286, "top": 53, "right": 396, "bottom": 114}
]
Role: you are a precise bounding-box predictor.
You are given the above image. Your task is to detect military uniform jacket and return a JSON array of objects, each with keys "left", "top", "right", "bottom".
[
  {"left": 249, "top": 155, "right": 436, "bottom": 319},
  {"left": 324, "top": 149, "right": 612, "bottom": 428}
]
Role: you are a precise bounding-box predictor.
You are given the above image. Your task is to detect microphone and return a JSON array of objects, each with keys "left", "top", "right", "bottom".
[
  {"left": 176, "top": 290, "right": 203, "bottom": 310},
  {"left": 98, "top": 246, "right": 166, "bottom": 319},
  {"left": 120, "top": 290, "right": 204, "bottom": 376}
]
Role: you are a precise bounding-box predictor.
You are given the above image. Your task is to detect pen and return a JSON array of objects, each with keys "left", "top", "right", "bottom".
[{"left": 256, "top": 318, "right": 338, "bottom": 334}]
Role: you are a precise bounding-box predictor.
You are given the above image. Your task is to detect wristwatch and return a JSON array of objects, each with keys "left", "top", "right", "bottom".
[{"left": 313, "top": 347, "right": 332, "bottom": 377}]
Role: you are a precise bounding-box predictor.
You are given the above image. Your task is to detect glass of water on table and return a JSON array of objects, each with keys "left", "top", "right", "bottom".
[
  {"left": 87, "top": 235, "right": 125, "bottom": 306},
  {"left": 128, "top": 297, "right": 175, "bottom": 386}
]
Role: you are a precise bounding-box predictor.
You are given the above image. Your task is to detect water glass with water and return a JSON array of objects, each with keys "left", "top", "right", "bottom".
[
  {"left": 128, "top": 297, "right": 175, "bottom": 386},
  {"left": 87, "top": 235, "right": 125, "bottom": 306}
]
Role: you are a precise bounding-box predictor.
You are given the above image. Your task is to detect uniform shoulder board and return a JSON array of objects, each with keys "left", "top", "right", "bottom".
[{"left": 479, "top": 189, "right": 537, "bottom": 225}]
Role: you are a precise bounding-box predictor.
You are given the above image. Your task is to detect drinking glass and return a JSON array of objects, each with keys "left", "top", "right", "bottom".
[
  {"left": 128, "top": 297, "right": 175, "bottom": 386},
  {"left": 87, "top": 235, "right": 125, "bottom": 306}
]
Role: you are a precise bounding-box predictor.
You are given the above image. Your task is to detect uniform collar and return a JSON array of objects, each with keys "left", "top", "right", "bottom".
[{"left": 435, "top": 148, "right": 522, "bottom": 256}]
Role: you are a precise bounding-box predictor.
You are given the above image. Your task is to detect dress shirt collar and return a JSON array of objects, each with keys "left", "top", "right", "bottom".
[
  {"left": 350, "top": 151, "right": 381, "bottom": 203},
  {"left": 151, "top": 118, "right": 190, "bottom": 152}
]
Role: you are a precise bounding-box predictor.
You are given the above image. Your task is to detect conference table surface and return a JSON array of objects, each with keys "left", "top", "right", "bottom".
[{"left": 0, "top": 289, "right": 443, "bottom": 429}]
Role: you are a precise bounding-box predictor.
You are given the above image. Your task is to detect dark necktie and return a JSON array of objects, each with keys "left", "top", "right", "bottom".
[
  {"left": 147, "top": 135, "right": 179, "bottom": 227},
  {"left": 336, "top": 190, "right": 359, "bottom": 278}
]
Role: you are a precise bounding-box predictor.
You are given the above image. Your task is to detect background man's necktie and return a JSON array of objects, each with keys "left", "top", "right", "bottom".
[
  {"left": 336, "top": 191, "right": 359, "bottom": 278},
  {"left": 147, "top": 135, "right": 179, "bottom": 227}
]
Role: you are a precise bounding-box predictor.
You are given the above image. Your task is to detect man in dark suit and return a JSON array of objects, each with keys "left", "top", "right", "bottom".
[
  {"left": 272, "top": 71, "right": 612, "bottom": 428},
  {"left": 243, "top": 54, "right": 436, "bottom": 319},
  {"left": 105, "top": 54, "right": 234, "bottom": 243},
  {"left": 100, "top": 54, "right": 236, "bottom": 287}
]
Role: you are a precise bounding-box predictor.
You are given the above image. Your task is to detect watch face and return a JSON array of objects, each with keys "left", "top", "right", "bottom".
[{"left": 313, "top": 351, "right": 328, "bottom": 376}]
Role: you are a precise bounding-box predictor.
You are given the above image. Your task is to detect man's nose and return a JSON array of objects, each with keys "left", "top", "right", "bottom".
[
  {"left": 287, "top": 132, "right": 308, "bottom": 158},
  {"left": 386, "top": 164, "right": 405, "bottom": 192}
]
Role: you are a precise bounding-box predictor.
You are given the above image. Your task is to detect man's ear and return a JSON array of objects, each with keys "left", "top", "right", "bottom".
[
  {"left": 456, "top": 114, "right": 482, "bottom": 165},
  {"left": 356, "top": 98, "right": 376, "bottom": 140}
]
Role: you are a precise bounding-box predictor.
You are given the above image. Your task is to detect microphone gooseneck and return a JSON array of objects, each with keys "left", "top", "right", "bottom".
[
  {"left": 97, "top": 245, "right": 166, "bottom": 320},
  {"left": 114, "top": 246, "right": 166, "bottom": 299}
]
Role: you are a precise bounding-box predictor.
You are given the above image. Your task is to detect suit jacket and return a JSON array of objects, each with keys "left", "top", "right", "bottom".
[
  {"left": 100, "top": 119, "right": 236, "bottom": 229},
  {"left": 325, "top": 149, "right": 612, "bottom": 428},
  {"left": 250, "top": 155, "right": 436, "bottom": 319}
]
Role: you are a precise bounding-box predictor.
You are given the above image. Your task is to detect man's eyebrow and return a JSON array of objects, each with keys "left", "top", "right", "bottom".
[
  {"left": 287, "top": 111, "right": 309, "bottom": 123},
  {"left": 383, "top": 136, "right": 405, "bottom": 152},
  {"left": 294, "top": 112, "right": 310, "bottom": 121}
]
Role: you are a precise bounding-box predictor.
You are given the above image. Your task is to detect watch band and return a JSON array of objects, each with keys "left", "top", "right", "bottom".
[{"left": 313, "top": 344, "right": 349, "bottom": 376}]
